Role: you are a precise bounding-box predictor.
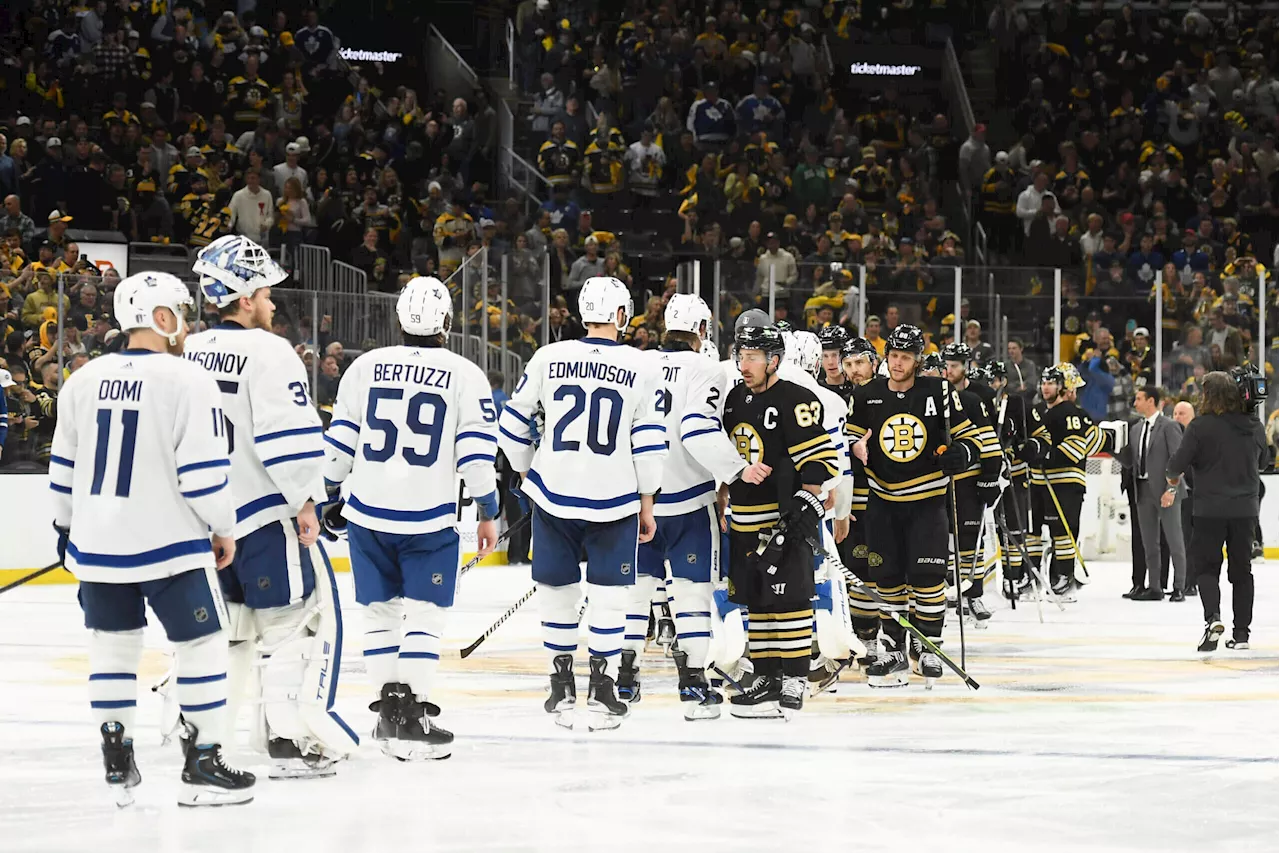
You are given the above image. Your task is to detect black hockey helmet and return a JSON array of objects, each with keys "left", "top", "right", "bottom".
[
  {"left": 885, "top": 323, "right": 925, "bottom": 355},
  {"left": 841, "top": 336, "right": 878, "bottom": 362},
  {"left": 734, "top": 324, "right": 787, "bottom": 366},
  {"left": 940, "top": 341, "right": 972, "bottom": 364},
  {"left": 987, "top": 360, "right": 1008, "bottom": 380},
  {"left": 818, "top": 324, "right": 850, "bottom": 351},
  {"left": 733, "top": 307, "right": 770, "bottom": 335},
  {"left": 967, "top": 364, "right": 992, "bottom": 384},
  {"left": 919, "top": 352, "right": 944, "bottom": 373},
  {"left": 773, "top": 319, "right": 795, "bottom": 335}
]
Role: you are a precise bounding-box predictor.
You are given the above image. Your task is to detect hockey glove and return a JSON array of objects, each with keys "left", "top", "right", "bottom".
[
  {"left": 783, "top": 488, "right": 826, "bottom": 556},
  {"left": 53, "top": 523, "right": 69, "bottom": 564},
  {"left": 976, "top": 479, "right": 1001, "bottom": 507},
  {"left": 937, "top": 441, "right": 974, "bottom": 475},
  {"left": 320, "top": 500, "right": 347, "bottom": 541},
  {"left": 1018, "top": 437, "right": 1050, "bottom": 466}
]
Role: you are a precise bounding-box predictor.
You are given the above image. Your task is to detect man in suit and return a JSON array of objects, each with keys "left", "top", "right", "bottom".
[{"left": 1118, "top": 386, "right": 1188, "bottom": 601}]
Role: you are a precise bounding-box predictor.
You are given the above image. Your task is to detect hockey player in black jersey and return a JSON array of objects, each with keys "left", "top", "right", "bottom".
[
  {"left": 987, "top": 362, "right": 1034, "bottom": 598},
  {"left": 1021, "top": 363, "right": 1105, "bottom": 595},
  {"left": 941, "top": 344, "right": 1004, "bottom": 622},
  {"left": 818, "top": 326, "right": 856, "bottom": 400},
  {"left": 722, "top": 325, "right": 840, "bottom": 717},
  {"left": 838, "top": 336, "right": 882, "bottom": 668},
  {"left": 846, "top": 326, "right": 986, "bottom": 687}
]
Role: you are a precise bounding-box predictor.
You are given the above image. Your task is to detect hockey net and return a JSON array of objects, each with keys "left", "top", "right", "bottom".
[{"left": 1079, "top": 453, "right": 1131, "bottom": 560}]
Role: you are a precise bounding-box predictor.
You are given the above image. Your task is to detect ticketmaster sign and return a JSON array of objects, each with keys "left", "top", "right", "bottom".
[
  {"left": 339, "top": 48, "right": 403, "bottom": 62},
  {"left": 849, "top": 62, "right": 924, "bottom": 77},
  {"left": 830, "top": 44, "right": 941, "bottom": 91}
]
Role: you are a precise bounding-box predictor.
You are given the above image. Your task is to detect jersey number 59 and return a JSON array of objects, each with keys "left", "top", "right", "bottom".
[{"left": 363, "top": 388, "right": 446, "bottom": 467}]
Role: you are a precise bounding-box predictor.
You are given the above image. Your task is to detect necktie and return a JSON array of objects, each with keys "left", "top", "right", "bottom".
[{"left": 1138, "top": 420, "right": 1149, "bottom": 479}]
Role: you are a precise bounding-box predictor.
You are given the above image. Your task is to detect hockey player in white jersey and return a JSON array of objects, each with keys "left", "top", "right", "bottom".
[
  {"left": 497, "top": 275, "right": 667, "bottom": 731},
  {"left": 322, "top": 276, "right": 499, "bottom": 760},
  {"left": 781, "top": 330, "right": 856, "bottom": 689},
  {"left": 50, "top": 271, "right": 254, "bottom": 807},
  {"left": 616, "top": 294, "right": 767, "bottom": 719},
  {"left": 184, "top": 235, "right": 358, "bottom": 778}
]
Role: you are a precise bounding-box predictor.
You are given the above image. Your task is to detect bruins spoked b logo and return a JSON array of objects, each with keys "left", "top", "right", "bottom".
[
  {"left": 731, "top": 423, "right": 764, "bottom": 464},
  {"left": 879, "top": 414, "right": 926, "bottom": 462}
]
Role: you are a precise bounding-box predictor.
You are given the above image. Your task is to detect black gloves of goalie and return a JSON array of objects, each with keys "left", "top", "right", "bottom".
[
  {"left": 937, "top": 440, "right": 974, "bottom": 475},
  {"left": 1018, "top": 437, "right": 1050, "bottom": 466}
]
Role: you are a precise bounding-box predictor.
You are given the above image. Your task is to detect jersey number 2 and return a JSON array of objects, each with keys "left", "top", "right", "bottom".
[
  {"left": 363, "top": 388, "right": 446, "bottom": 466},
  {"left": 91, "top": 408, "right": 139, "bottom": 497}
]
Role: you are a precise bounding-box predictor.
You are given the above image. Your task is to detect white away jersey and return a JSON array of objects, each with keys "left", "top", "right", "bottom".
[
  {"left": 720, "top": 358, "right": 743, "bottom": 393},
  {"left": 779, "top": 364, "right": 849, "bottom": 515},
  {"left": 322, "top": 345, "right": 498, "bottom": 535},
  {"left": 49, "top": 350, "right": 235, "bottom": 583},
  {"left": 184, "top": 323, "right": 326, "bottom": 538},
  {"left": 651, "top": 347, "right": 746, "bottom": 516},
  {"left": 497, "top": 337, "right": 666, "bottom": 522}
]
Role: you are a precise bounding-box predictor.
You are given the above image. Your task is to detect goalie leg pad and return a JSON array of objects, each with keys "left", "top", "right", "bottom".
[
  {"left": 257, "top": 545, "right": 360, "bottom": 759},
  {"left": 708, "top": 586, "right": 747, "bottom": 672},
  {"left": 398, "top": 598, "right": 446, "bottom": 700}
]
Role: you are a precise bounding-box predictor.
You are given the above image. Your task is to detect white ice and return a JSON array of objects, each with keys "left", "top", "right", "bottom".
[{"left": 1, "top": 560, "right": 1276, "bottom": 853}]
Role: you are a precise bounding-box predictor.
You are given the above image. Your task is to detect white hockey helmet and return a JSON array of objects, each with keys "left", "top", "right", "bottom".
[
  {"left": 114, "top": 271, "right": 193, "bottom": 345},
  {"left": 194, "top": 235, "right": 288, "bottom": 308},
  {"left": 577, "top": 275, "right": 633, "bottom": 332},
  {"left": 397, "top": 276, "right": 453, "bottom": 336},
  {"left": 664, "top": 293, "right": 712, "bottom": 339},
  {"left": 791, "top": 330, "right": 822, "bottom": 375}
]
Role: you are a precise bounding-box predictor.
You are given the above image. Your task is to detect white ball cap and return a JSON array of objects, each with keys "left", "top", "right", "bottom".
[
  {"left": 397, "top": 276, "right": 453, "bottom": 336},
  {"left": 577, "top": 276, "right": 633, "bottom": 332},
  {"left": 664, "top": 293, "right": 711, "bottom": 337}
]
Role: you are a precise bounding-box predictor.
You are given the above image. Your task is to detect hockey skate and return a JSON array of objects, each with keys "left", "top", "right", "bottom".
[
  {"left": 1197, "top": 620, "right": 1225, "bottom": 653},
  {"left": 371, "top": 683, "right": 404, "bottom": 758},
  {"left": 673, "top": 649, "right": 722, "bottom": 720},
  {"left": 856, "top": 634, "right": 880, "bottom": 671},
  {"left": 100, "top": 722, "right": 141, "bottom": 808},
  {"left": 655, "top": 615, "right": 677, "bottom": 655},
  {"left": 267, "top": 736, "right": 341, "bottom": 779},
  {"left": 395, "top": 696, "right": 453, "bottom": 761},
  {"left": 616, "top": 649, "right": 642, "bottom": 703},
  {"left": 728, "top": 672, "right": 784, "bottom": 718},
  {"left": 963, "top": 596, "right": 992, "bottom": 627},
  {"left": 778, "top": 677, "right": 805, "bottom": 718},
  {"left": 544, "top": 654, "right": 577, "bottom": 729},
  {"left": 585, "top": 656, "right": 629, "bottom": 731},
  {"left": 808, "top": 653, "right": 850, "bottom": 694},
  {"left": 910, "top": 638, "right": 943, "bottom": 689},
  {"left": 1050, "top": 573, "right": 1074, "bottom": 597},
  {"left": 866, "top": 638, "right": 910, "bottom": 688},
  {"left": 179, "top": 731, "right": 255, "bottom": 807}
]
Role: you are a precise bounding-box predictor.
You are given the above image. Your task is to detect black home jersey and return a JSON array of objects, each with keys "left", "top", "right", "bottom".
[
  {"left": 845, "top": 376, "right": 985, "bottom": 503},
  {"left": 992, "top": 391, "right": 1032, "bottom": 476},
  {"left": 723, "top": 378, "right": 839, "bottom": 533},
  {"left": 953, "top": 386, "right": 1003, "bottom": 481},
  {"left": 818, "top": 375, "right": 855, "bottom": 402},
  {"left": 1028, "top": 399, "right": 1105, "bottom": 488}
]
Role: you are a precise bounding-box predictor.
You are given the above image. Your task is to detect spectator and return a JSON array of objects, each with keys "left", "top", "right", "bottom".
[
  {"left": 964, "top": 320, "right": 995, "bottom": 366},
  {"left": 272, "top": 143, "right": 310, "bottom": 198},
  {"left": 0, "top": 197, "right": 37, "bottom": 249},
  {"left": 21, "top": 272, "right": 69, "bottom": 329},
  {"left": 351, "top": 228, "right": 389, "bottom": 280},
  {"left": 567, "top": 235, "right": 605, "bottom": 291},
  {"left": 228, "top": 167, "right": 274, "bottom": 242},
  {"left": 958, "top": 123, "right": 991, "bottom": 194},
  {"left": 1016, "top": 171, "right": 1058, "bottom": 236},
  {"left": 1077, "top": 347, "right": 1116, "bottom": 423},
  {"left": 755, "top": 231, "right": 797, "bottom": 301},
  {"left": 1006, "top": 338, "right": 1039, "bottom": 398},
  {"left": 0, "top": 137, "right": 18, "bottom": 200},
  {"left": 1204, "top": 307, "right": 1245, "bottom": 367}
]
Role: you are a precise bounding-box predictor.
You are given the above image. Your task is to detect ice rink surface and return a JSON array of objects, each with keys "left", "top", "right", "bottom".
[{"left": 1, "top": 560, "right": 1276, "bottom": 853}]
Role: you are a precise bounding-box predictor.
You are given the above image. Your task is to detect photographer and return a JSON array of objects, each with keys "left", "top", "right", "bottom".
[{"left": 1166, "top": 371, "right": 1268, "bottom": 653}]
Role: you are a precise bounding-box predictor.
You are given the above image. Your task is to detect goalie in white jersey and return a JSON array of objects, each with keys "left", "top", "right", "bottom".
[
  {"left": 322, "top": 276, "right": 499, "bottom": 760},
  {"left": 497, "top": 276, "right": 667, "bottom": 731},
  {"left": 50, "top": 272, "right": 254, "bottom": 807},
  {"left": 617, "top": 294, "right": 764, "bottom": 720},
  {"left": 185, "top": 235, "right": 357, "bottom": 779}
]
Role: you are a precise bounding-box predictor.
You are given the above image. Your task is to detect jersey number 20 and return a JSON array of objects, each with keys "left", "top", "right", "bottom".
[{"left": 552, "top": 385, "right": 622, "bottom": 454}]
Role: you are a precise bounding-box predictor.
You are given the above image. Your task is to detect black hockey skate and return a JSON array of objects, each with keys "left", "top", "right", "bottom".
[
  {"left": 728, "top": 672, "right": 784, "bottom": 718},
  {"left": 545, "top": 654, "right": 577, "bottom": 729},
  {"left": 396, "top": 695, "right": 454, "bottom": 761},
  {"left": 778, "top": 676, "right": 806, "bottom": 717},
  {"left": 1050, "top": 573, "right": 1074, "bottom": 597},
  {"left": 910, "top": 638, "right": 943, "bottom": 689},
  {"left": 616, "top": 649, "right": 642, "bottom": 703},
  {"left": 267, "top": 736, "right": 340, "bottom": 779},
  {"left": 856, "top": 633, "right": 880, "bottom": 670},
  {"left": 655, "top": 616, "right": 677, "bottom": 653},
  {"left": 672, "top": 649, "right": 722, "bottom": 721},
  {"left": 1197, "top": 620, "right": 1225, "bottom": 653},
  {"left": 370, "top": 682, "right": 405, "bottom": 758},
  {"left": 100, "top": 722, "right": 141, "bottom": 807},
  {"left": 179, "top": 731, "right": 255, "bottom": 807},
  {"left": 585, "top": 656, "right": 629, "bottom": 731},
  {"left": 966, "top": 596, "right": 993, "bottom": 622},
  {"left": 1003, "top": 576, "right": 1032, "bottom": 601},
  {"left": 866, "top": 638, "right": 910, "bottom": 688}
]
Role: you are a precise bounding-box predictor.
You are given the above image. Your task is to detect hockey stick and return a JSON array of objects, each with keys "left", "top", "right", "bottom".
[
  {"left": 1039, "top": 467, "right": 1090, "bottom": 580},
  {"left": 458, "top": 512, "right": 532, "bottom": 579},
  {"left": 0, "top": 561, "right": 63, "bottom": 595},
  {"left": 832, "top": 561, "right": 979, "bottom": 690},
  {"left": 996, "top": 480, "right": 1066, "bottom": 613},
  {"left": 940, "top": 383, "right": 967, "bottom": 670},
  {"left": 457, "top": 583, "right": 537, "bottom": 658}
]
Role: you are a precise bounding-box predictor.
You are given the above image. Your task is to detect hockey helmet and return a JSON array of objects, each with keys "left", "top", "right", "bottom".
[
  {"left": 966, "top": 363, "right": 992, "bottom": 384},
  {"left": 987, "top": 360, "right": 1008, "bottom": 380},
  {"left": 818, "top": 324, "right": 850, "bottom": 351},
  {"left": 397, "top": 276, "right": 452, "bottom": 336},
  {"left": 194, "top": 235, "right": 288, "bottom": 307},
  {"left": 114, "top": 271, "right": 194, "bottom": 346},
  {"left": 733, "top": 307, "right": 770, "bottom": 335},
  {"left": 665, "top": 293, "right": 712, "bottom": 339},
  {"left": 940, "top": 341, "right": 972, "bottom": 364},
  {"left": 790, "top": 330, "right": 822, "bottom": 374},
  {"left": 773, "top": 319, "right": 795, "bottom": 335},
  {"left": 918, "top": 352, "right": 944, "bottom": 374},
  {"left": 578, "top": 275, "right": 633, "bottom": 331},
  {"left": 841, "top": 336, "right": 878, "bottom": 364},
  {"left": 1043, "top": 361, "right": 1085, "bottom": 390},
  {"left": 885, "top": 323, "right": 925, "bottom": 356},
  {"left": 734, "top": 324, "right": 786, "bottom": 367}
]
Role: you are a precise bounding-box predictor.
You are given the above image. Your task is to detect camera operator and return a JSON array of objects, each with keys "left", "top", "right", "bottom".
[{"left": 1165, "top": 370, "right": 1268, "bottom": 653}]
